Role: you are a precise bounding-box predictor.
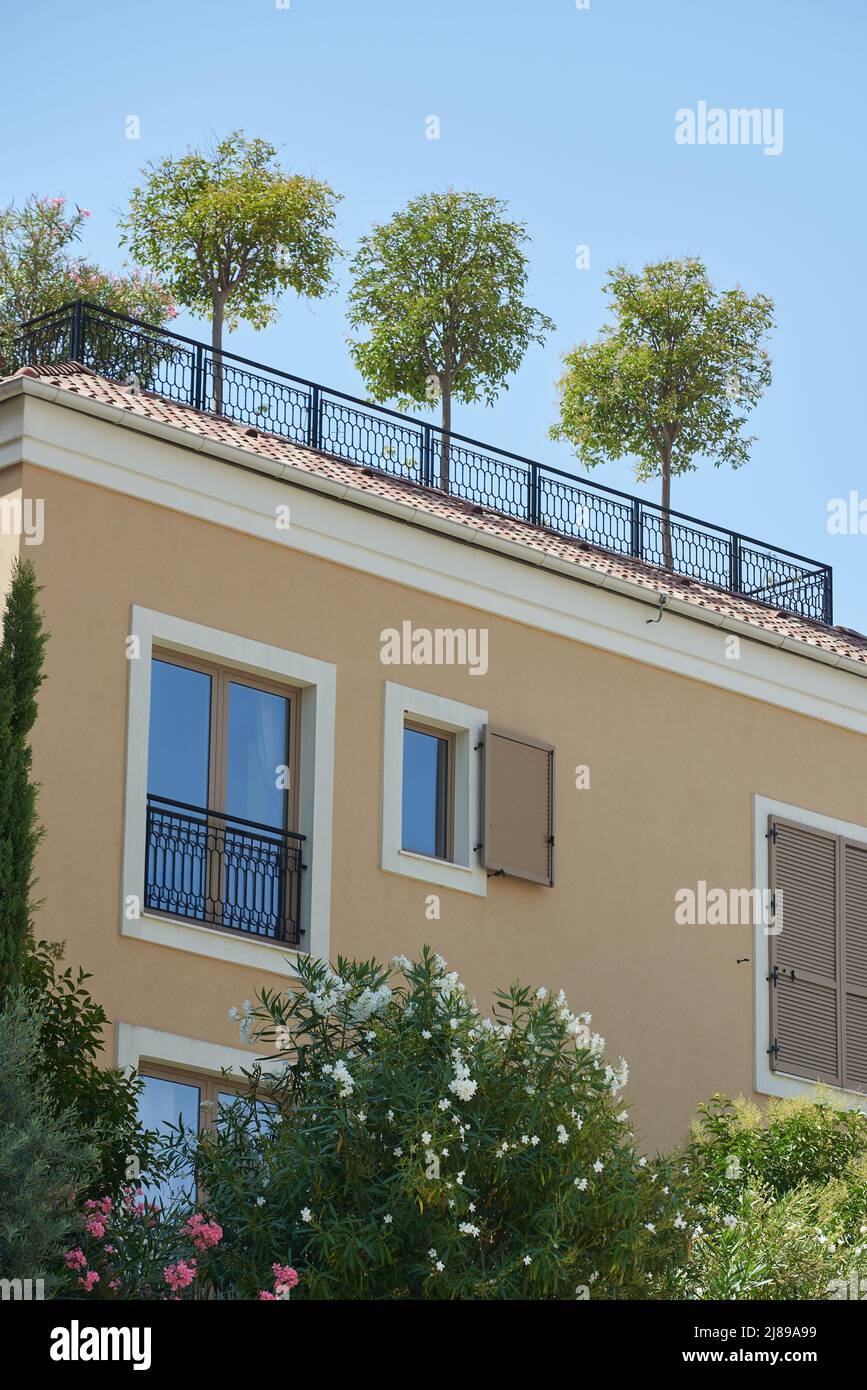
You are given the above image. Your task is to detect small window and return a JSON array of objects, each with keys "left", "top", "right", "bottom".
[{"left": 402, "top": 722, "right": 453, "bottom": 861}]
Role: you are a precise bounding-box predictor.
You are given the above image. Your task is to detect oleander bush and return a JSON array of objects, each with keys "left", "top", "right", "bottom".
[
  {"left": 158, "top": 948, "right": 692, "bottom": 1300},
  {"left": 670, "top": 1095, "right": 867, "bottom": 1300}
]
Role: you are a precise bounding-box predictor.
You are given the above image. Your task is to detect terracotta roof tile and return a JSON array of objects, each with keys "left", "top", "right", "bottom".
[{"left": 17, "top": 362, "right": 867, "bottom": 669}]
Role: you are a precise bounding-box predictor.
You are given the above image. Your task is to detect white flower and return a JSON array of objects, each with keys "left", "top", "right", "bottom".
[
  {"left": 228, "top": 1006, "right": 241, "bottom": 1021},
  {"left": 535, "top": 986, "right": 548, "bottom": 1000},
  {"left": 593, "top": 1160, "right": 604, "bottom": 1173},
  {"left": 391, "top": 954, "right": 411, "bottom": 971},
  {"left": 674, "top": 1213, "right": 686, "bottom": 1229},
  {"left": 421, "top": 1131, "right": 432, "bottom": 1146},
  {"left": 421, "top": 1030, "right": 432, "bottom": 1040},
  {"left": 300, "top": 1207, "right": 312, "bottom": 1223},
  {"left": 521, "top": 1134, "right": 530, "bottom": 1146},
  {"left": 438, "top": 1098, "right": 451, "bottom": 1111},
  {"left": 469, "top": 1202, "right": 476, "bottom": 1213},
  {"left": 256, "top": 1196, "right": 266, "bottom": 1207},
  {"left": 331, "top": 1059, "right": 355, "bottom": 1098},
  {"left": 393, "top": 1146, "right": 403, "bottom": 1157},
  {"left": 574, "top": 1177, "right": 588, "bottom": 1191},
  {"left": 523, "top": 1254, "right": 532, "bottom": 1265},
  {"left": 645, "top": 1222, "right": 655, "bottom": 1233},
  {"left": 459, "top": 1222, "right": 480, "bottom": 1237},
  {"left": 387, "top": 1109, "right": 394, "bottom": 1122},
  {"left": 556, "top": 1125, "right": 569, "bottom": 1145},
  {"left": 530, "top": 1135, "right": 540, "bottom": 1147},
  {"left": 638, "top": 1156, "right": 647, "bottom": 1168},
  {"left": 383, "top": 1214, "right": 393, "bottom": 1225},
  {"left": 428, "top": 1248, "right": 438, "bottom": 1260},
  {"left": 435, "top": 1261, "right": 444, "bottom": 1272},
  {"left": 723, "top": 1215, "right": 737, "bottom": 1229}
]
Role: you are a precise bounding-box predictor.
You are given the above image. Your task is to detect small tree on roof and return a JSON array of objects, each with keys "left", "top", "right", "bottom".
[{"left": 120, "top": 131, "right": 341, "bottom": 413}]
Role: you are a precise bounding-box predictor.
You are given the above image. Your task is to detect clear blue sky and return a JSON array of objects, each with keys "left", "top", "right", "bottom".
[{"left": 3, "top": 0, "right": 865, "bottom": 627}]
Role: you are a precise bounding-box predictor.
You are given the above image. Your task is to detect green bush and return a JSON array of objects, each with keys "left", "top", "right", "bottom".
[
  {"left": 161, "top": 948, "right": 690, "bottom": 1300},
  {"left": 672, "top": 1094, "right": 867, "bottom": 1300},
  {"left": 0, "top": 993, "right": 95, "bottom": 1292},
  {"left": 22, "top": 939, "right": 152, "bottom": 1198}
]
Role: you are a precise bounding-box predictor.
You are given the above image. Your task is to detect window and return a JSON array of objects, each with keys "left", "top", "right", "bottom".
[
  {"left": 402, "top": 722, "right": 453, "bottom": 861},
  {"left": 137, "top": 1065, "right": 275, "bottom": 1206},
  {"left": 145, "top": 653, "right": 304, "bottom": 943},
  {"left": 768, "top": 815, "right": 867, "bottom": 1093},
  {"left": 381, "top": 682, "right": 487, "bottom": 897},
  {"left": 482, "top": 725, "right": 555, "bottom": 886}
]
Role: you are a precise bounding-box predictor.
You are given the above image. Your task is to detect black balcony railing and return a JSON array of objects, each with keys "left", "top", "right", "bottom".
[
  {"left": 14, "top": 299, "right": 834, "bottom": 625},
  {"left": 144, "top": 795, "right": 305, "bottom": 945}
]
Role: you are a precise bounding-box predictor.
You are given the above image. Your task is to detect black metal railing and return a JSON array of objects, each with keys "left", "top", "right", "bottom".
[
  {"left": 144, "top": 794, "right": 305, "bottom": 945},
  {"left": 14, "top": 300, "right": 834, "bottom": 625}
]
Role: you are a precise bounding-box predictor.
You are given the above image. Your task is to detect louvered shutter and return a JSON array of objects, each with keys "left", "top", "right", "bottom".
[
  {"left": 482, "top": 725, "right": 554, "bottom": 885},
  {"left": 769, "top": 817, "right": 841, "bottom": 1086},
  {"left": 843, "top": 840, "right": 867, "bottom": 1092}
]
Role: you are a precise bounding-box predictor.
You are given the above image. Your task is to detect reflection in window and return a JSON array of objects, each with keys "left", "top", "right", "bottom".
[
  {"left": 402, "top": 725, "right": 450, "bottom": 860},
  {"left": 137, "top": 1073, "right": 199, "bottom": 1207},
  {"left": 147, "top": 660, "right": 211, "bottom": 806}
]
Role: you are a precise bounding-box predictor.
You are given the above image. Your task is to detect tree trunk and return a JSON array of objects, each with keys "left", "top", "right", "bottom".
[
  {"left": 439, "top": 384, "right": 452, "bottom": 493},
  {"left": 660, "top": 444, "right": 673, "bottom": 570},
  {"left": 211, "top": 295, "right": 225, "bottom": 416}
]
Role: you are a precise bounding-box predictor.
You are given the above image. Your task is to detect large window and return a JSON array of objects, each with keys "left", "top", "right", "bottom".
[
  {"left": 138, "top": 1066, "right": 275, "bottom": 1207},
  {"left": 145, "top": 654, "right": 303, "bottom": 941},
  {"left": 402, "top": 721, "right": 453, "bottom": 861}
]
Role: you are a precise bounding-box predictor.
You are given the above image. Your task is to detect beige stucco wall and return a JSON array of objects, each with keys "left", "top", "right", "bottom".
[{"left": 16, "top": 456, "right": 867, "bottom": 1153}]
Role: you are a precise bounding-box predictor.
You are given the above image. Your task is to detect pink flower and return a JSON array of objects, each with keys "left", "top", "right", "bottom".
[
  {"left": 79, "top": 208, "right": 92, "bottom": 217},
  {"left": 259, "top": 1290, "right": 278, "bottom": 1300},
  {"left": 104, "top": 1245, "right": 116, "bottom": 1254},
  {"left": 85, "top": 1216, "right": 107, "bottom": 1239},
  {"left": 163, "top": 1258, "right": 197, "bottom": 1292},
  {"left": 65, "top": 1248, "right": 88, "bottom": 1272},
  {"left": 109, "top": 1278, "right": 121, "bottom": 1291},
  {"left": 48, "top": 197, "right": 64, "bottom": 207},
  {"left": 78, "top": 1270, "right": 100, "bottom": 1292},
  {"left": 271, "top": 1263, "right": 298, "bottom": 1291},
  {"left": 182, "top": 1213, "right": 223, "bottom": 1251}
]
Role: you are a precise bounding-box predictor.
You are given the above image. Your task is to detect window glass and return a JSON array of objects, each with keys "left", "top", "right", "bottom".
[
  {"left": 147, "top": 659, "right": 211, "bottom": 807},
  {"left": 137, "top": 1073, "right": 199, "bottom": 1207},
  {"left": 402, "top": 725, "right": 449, "bottom": 859},
  {"left": 226, "top": 682, "right": 290, "bottom": 829}
]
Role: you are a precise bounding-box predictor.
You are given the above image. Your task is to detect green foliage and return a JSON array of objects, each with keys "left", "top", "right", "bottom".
[
  {"left": 161, "top": 949, "right": 688, "bottom": 1300},
  {"left": 22, "top": 940, "right": 151, "bottom": 1199},
  {"left": 550, "top": 258, "right": 774, "bottom": 532},
  {"left": 0, "top": 559, "right": 48, "bottom": 1000},
  {"left": 0, "top": 993, "right": 95, "bottom": 1292},
  {"left": 0, "top": 193, "right": 175, "bottom": 371},
  {"left": 120, "top": 130, "right": 341, "bottom": 379},
  {"left": 347, "top": 190, "right": 554, "bottom": 482},
  {"left": 672, "top": 1094, "right": 867, "bottom": 1300}
]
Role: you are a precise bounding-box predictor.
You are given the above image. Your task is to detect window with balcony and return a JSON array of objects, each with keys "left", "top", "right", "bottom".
[{"left": 144, "top": 653, "right": 305, "bottom": 944}]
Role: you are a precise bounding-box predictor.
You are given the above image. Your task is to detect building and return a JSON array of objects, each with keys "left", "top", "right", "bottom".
[{"left": 1, "top": 301, "right": 865, "bottom": 1153}]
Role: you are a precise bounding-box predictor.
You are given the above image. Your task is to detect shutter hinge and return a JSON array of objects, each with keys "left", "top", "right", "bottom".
[
  {"left": 474, "top": 741, "right": 484, "bottom": 751},
  {"left": 547, "top": 835, "right": 555, "bottom": 846},
  {"left": 767, "top": 965, "right": 796, "bottom": 987},
  {"left": 767, "top": 824, "right": 779, "bottom": 842},
  {"left": 767, "top": 1038, "right": 781, "bottom": 1059},
  {"left": 487, "top": 868, "right": 505, "bottom": 879}
]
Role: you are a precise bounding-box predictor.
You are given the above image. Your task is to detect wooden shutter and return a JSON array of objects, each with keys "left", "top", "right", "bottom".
[
  {"left": 769, "top": 817, "right": 841, "bottom": 1086},
  {"left": 843, "top": 840, "right": 867, "bottom": 1092},
  {"left": 482, "top": 725, "right": 554, "bottom": 885}
]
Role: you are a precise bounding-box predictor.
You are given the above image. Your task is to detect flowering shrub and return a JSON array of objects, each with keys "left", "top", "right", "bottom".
[
  {"left": 671, "top": 1094, "right": 867, "bottom": 1299},
  {"left": 166, "top": 949, "right": 690, "bottom": 1300},
  {"left": 60, "top": 1186, "right": 225, "bottom": 1300}
]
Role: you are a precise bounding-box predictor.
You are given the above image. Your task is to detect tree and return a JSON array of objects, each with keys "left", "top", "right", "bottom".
[
  {"left": 0, "top": 995, "right": 95, "bottom": 1294},
  {"left": 0, "top": 559, "right": 48, "bottom": 1001},
  {"left": 0, "top": 194, "right": 176, "bottom": 373},
  {"left": 347, "top": 190, "right": 554, "bottom": 490},
  {"left": 550, "top": 258, "right": 774, "bottom": 568},
  {"left": 120, "top": 131, "right": 341, "bottom": 413}
]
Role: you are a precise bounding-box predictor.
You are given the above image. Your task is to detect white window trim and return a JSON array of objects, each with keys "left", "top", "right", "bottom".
[
  {"left": 122, "top": 605, "right": 336, "bottom": 973},
  {"left": 115, "top": 1022, "right": 284, "bottom": 1080},
  {"left": 381, "top": 681, "right": 487, "bottom": 897},
  {"left": 753, "top": 794, "right": 867, "bottom": 1111}
]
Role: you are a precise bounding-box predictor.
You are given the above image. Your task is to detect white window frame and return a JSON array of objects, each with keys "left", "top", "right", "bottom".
[
  {"left": 753, "top": 794, "right": 867, "bottom": 1111},
  {"left": 381, "top": 681, "right": 487, "bottom": 897},
  {"left": 121, "top": 606, "right": 336, "bottom": 973}
]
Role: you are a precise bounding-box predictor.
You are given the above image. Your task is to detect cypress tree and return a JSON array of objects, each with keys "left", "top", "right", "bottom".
[{"left": 0, "top": 559, "right": 47, "bottom": 1001}]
